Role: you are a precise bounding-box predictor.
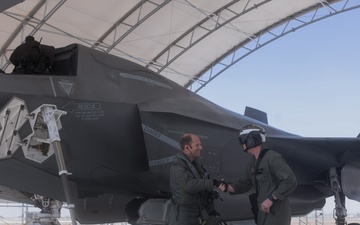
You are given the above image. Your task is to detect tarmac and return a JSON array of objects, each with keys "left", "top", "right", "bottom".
[
  {"left": 0, "top": 213, "right": 359, "bottom": 225},
  {"left": 291, "top": 213, "right": 360, "bottom": 225}
]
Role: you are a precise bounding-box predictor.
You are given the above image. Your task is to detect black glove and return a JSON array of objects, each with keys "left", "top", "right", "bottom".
[
  {"left": 209, "top": 209, "right": 221, "bottom": 217},
  {"left": 213, "top": 179, "right": 222, "bottom": 187},
  {"left": 222, "top": 181, "right": 229, "bottom": 192},
  {"left": 213, "top": 179, "right": 229, "bottom": 192}
]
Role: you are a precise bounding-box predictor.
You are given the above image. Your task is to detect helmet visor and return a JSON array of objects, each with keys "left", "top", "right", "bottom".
[{"left": 238, "top": 135, "right": 247, "bottom": 145}]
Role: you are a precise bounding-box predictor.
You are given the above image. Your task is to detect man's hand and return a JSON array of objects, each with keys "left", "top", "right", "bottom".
[
  {"left": 218, "top": 182, "right": 234, "bottom": 193},
  {"left": 213, "top": 179, "right": 223, "bottom": 187},
  {"left": 260, "top": 198, "right": 273, "bottom": 214},
  {"left": 214, "top": 179, "right": 231, "bottom": 192}
]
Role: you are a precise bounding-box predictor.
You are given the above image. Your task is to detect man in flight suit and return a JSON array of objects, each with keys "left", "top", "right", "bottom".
[
  {"left": 219, "top": 124, "right": 297, "bottom": 225},
  {"left": 168, "top": 133, "right": 222, "bottom": 225}
]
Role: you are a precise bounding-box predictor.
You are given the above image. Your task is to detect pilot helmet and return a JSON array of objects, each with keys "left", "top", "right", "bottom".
[{"left": 238, "top": 124, "right": 266, "bottom": 150}]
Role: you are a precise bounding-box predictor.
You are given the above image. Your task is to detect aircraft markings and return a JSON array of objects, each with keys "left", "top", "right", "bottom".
[
  {"left": 119, "top": 72, "right": 172, "bottom": 89},
  {"left": 142, "top": 124, "right": 180, "bottom": 166},
  {"left": 57, "top": 80, "right": 74, "bottom": 96},
  {"left": 63, "top": 101, "right": 104, "bottom": 121}
]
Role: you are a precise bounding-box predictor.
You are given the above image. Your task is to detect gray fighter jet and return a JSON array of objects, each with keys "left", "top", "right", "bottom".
[{"left": 0, "top": 43, "right": 359, "bottom": 225}]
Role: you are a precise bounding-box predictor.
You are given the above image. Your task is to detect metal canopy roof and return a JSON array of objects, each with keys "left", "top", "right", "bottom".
[{"left": 1, "top": 0, "right": 359, "bottom": 92}]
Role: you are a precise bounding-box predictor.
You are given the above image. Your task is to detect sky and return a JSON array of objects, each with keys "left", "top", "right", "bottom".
[
  {"left": 197, "top": 6, "right": 360, "bottom": 216},
  {"left": 1, "top": 2, "right": 360, "bottom": 221}
]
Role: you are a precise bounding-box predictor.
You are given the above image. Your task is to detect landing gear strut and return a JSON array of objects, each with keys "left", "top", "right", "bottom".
[
  {"left": 39, "top": 105, "right": 77, "bottom": 225},
  {"left": 329, "top": 167, "right": 347, "bottom": 225}
]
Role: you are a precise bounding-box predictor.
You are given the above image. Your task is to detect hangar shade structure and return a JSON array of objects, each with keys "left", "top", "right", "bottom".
[{"left": 1, "top": 0, "right": 359, "bottom": 92}]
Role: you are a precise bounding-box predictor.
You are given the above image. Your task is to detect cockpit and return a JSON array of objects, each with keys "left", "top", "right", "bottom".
[{"left": 7, "top": 36, "right": 78, "bottom": 76}]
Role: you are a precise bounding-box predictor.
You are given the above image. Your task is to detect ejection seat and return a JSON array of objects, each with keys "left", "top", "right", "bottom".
[{"left": 9, "top": 36, "right": 55, "bottom": 74}]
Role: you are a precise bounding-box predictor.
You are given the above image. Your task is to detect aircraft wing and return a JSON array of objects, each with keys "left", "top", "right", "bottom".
[{"left": 267, "top": 136, "right": 360, "bottom": 201}]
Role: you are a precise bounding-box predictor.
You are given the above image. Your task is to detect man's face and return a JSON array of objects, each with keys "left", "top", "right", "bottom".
[{"left": 188, "top": 135, "right": 202, "bottom": 158}]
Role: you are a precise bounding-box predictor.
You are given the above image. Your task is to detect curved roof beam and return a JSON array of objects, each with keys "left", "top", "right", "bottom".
[
  {"left": 0, "top": 0, "right": 66, "bottom": 71},
  {"left": 0, "top": 0, "right": 45, "bottom": 51},
  {"left": 188, "top": 0, "right": 360, "bottom": 92},
  {"left": 91, "top": 1, "right": 147, "bottom": 49},
  {"left": 0, "top": 0, "right": 357, "bottom": 89},
  {"left": 145, "top": 0, "right": 270, "bottom": 73},
  {"left": 92, "top": 0, "right": 171, "bottom": 54},
  {"left": 0, "top": 0, "right": 46, "bottom": 57},
  {"left": 27, "top": 0, "right": 67, "bottom": 37}
]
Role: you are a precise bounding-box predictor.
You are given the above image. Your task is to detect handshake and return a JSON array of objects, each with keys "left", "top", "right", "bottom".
[{"left": 213, "top": 179, "right": 228, "bottom": 192}]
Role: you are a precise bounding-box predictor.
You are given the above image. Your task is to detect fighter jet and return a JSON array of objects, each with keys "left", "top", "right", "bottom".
[{"left": 0, "top": 42, "right": 359, "bottom": 225}]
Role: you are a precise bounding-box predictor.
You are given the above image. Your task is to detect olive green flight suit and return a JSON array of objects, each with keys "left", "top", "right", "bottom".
[
  {"left": 231, "top": 148, "right": 297, "bottom": 225},
  {"left": 168, "top": 152, "right": 215, "bottom": 225}
]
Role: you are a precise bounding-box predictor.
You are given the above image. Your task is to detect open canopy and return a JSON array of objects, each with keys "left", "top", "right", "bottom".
[{"left": 1, "top": 0, "right": 359, "bottom": 91}]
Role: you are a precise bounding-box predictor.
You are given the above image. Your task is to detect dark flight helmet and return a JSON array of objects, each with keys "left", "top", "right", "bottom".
[{"left": 238, "top": 124, "right": 266, "bottom": 151}]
